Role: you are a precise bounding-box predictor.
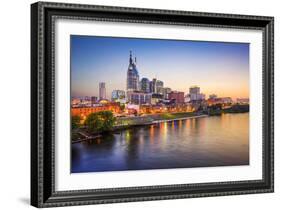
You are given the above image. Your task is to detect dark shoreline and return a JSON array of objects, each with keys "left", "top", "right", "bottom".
[{"left": 72, "top": 111, "right": 249, "bottom": 143}]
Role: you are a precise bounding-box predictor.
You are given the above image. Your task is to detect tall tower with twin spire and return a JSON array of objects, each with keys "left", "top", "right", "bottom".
[{"left": 126, "top": 51, "right": 139, "bottom": 91}]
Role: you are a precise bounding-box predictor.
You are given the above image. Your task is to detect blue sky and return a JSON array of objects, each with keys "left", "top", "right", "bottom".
[{"left": 71, "top": 35, "right": 249, "bottom": 99}]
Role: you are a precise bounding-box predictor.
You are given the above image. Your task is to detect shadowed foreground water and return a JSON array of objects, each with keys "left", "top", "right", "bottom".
[{"left": 71, "top": 113, "right": 249, "bottom": 173}]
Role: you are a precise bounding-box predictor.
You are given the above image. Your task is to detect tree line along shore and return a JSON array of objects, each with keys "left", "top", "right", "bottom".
[{"left": 71, "top": 104, "right": 249, "bottom": 143}]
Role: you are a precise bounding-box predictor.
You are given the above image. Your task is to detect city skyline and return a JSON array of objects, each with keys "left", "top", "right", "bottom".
[{"left": 71, "top": 35, "right": 249, "bottom": 99}]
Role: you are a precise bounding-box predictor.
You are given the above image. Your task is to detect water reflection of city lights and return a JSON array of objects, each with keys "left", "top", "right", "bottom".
[
  {"left": 186, "top": 119, "right": 190, "bottom": 128},
  {"left": 125, "top": 131, "right": 131, "bottom": 144},
  {"left": 192, "top": 118, "right": 195, "bottom": 128},
  {"left": 149, "top": 125, "right": 155, "bottom": 143},
  {"left": 179, "top": 120, "right": 182, "bottom": 129},
  {"left": 159, "top": 122, "right": 168, "bottom": 140},
  {"left": 139, "top": 134, "right": 144, "bottom": 145}
]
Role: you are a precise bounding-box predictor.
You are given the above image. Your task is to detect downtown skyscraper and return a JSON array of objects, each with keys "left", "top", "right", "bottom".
[
  {"left": 99, "top": 82, "right": 106, "bottom": 100},
  {"left": 126, "top": 51, "right": 139, "bottom": 91}
]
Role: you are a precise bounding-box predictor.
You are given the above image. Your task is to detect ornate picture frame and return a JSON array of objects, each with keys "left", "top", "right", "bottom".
[{"left": 31, "top": 2, "right": 274, "bottom": 207}]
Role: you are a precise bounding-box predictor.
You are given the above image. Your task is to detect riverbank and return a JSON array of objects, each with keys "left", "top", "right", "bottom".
[
  {"left": 71, "top": 111, "right": 248, "bottom": 143},
  {"left": 72, "top": 112, "right": 207, "bottom": 142},
  {"left": 152, "top": 114, "right": 208, "bottom": 123},
  {"left": 115, "top": 112, "right": 206, "bottom": 127},
  {"left": 113, "top": 112, "right": 208, "bottom": 131}
]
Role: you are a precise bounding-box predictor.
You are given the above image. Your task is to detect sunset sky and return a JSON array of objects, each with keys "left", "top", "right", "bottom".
[{"left": 71, "top": 35, "right": 249, "bottom": 99}]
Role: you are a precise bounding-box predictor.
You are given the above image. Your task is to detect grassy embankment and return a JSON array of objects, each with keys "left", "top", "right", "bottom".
[
  {"left": 72, "top": 106, "right": 249, "bottom": 142},
  {"left": 72, "top": 112, "right": 199, "bottom": 142},
  {"left": 115, "top": 112, "right": 202, "bottom": 128}
]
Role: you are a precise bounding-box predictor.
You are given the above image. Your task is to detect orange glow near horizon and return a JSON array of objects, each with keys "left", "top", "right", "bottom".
[
  {"left": 164, "top": 73, "right": 249, "bottom": 99},
  {"left": 71, "top": 36, "right": 250, "bottom": 100}
]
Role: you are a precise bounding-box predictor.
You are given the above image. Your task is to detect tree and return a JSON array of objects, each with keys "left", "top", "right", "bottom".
[
  {"left": 71, "top": 115, "right": 81, "bottom": 129},
  {"left": 100, "top": 111, "right": 116, "bottom": 131},
  {"left": 84, "top": 111, "right": 116, "bottom": 133}
]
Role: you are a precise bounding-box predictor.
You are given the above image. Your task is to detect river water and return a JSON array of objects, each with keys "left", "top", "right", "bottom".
[{"left": 71, "top": 113, "right": 249, "bottom": 173}]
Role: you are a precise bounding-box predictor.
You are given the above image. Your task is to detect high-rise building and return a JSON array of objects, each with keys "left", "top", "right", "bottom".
[
  {"left": 189, "top": 86, "right": 200, "bottom": 96},
  {"left": 127, "top": 51, "right": 139, "bottom": 91},
  {"left": 127, "top": 91, "right": 152, "bottom": 105},
  {"left": 163, "top": 87, "right": 172, "bottom": 99},
  {"left": 140, "top": 78, "right": 150, "bottom": 93},
  {"left": 150, "top": 78, "right": 157, "bottom": 93},
  {"left": 189, "top": 86, "right": 205, "bottom": 101},
  {"left": 111, "top": 90, "right": 126, "bottom": 103},
  {"left": 99, "top": 82, "right": 106, "bottom": 100},
  {"left": 156, "top": 80, "right": 164, "bottom": 94}
]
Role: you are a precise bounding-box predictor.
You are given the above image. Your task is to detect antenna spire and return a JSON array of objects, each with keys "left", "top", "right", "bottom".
[{"left": 129, "top": 50, "right": 133, "bottom": 65}]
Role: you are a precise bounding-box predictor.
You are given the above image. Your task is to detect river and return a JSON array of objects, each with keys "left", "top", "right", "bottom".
[{"left": 71, "top": 113, "right": 249, "bottom": 173}]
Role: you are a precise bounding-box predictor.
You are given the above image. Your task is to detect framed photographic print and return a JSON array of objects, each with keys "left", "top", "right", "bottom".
[{"left": 31, "top": 1, "right": 274, "bottom": 208}]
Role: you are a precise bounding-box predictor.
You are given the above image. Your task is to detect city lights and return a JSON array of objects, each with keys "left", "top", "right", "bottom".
[{"left": 71, "top": 51, "right": 249, "bottom": 120}]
